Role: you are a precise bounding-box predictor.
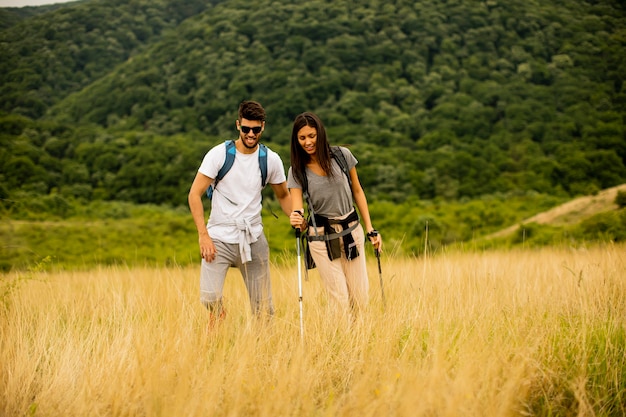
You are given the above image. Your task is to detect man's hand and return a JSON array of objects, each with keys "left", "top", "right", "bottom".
[{"left": 199, "top": 234, "right": 217, "bottom": 262}]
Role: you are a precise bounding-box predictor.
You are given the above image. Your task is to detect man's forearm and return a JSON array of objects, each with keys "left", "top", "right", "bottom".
[
  {"left": 189, "top": 196, "right": 209, "bottom": 237},
  {"left": 279, "top": 195, "right": 292, "bottom": 217}
]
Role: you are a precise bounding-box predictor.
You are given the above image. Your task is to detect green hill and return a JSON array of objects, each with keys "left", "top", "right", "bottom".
[
  {"left": 1, "top": 0, "right": 625, "bottom": 271},
  {"left": 487, "top": 183, "right": 626, "bottom": 239},
  {"left": 2, "top": 0, "right": 625, "bottom": 207}
]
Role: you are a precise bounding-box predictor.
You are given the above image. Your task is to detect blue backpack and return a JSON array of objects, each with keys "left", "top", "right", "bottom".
[{"left": 206, "top": 140, "right": 268, "bottom": 199}]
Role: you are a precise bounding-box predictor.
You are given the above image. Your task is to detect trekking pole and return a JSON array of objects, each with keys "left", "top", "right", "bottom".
[
  {"left": 295, "top": 228, "right": 304, "bottom": 341},
  {"left": 375, "top": 248, "right": 386, "bottom": 308},
  {"left": 369, "top": 230, "right": 386, "bottom": 308}
]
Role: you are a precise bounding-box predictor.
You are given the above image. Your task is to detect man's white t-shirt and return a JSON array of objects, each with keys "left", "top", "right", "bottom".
[{"left": 198, "top": 142, "right": 286, "bottom": 244}]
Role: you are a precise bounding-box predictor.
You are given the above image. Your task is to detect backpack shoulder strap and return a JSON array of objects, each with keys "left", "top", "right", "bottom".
[
  {"left": 330, "top": 146, "right": 352, "bottom": 188},
  {"left": 206, "top": 140, "right": 236, "bottom": 199},
  {"left": 216, "top": 140, "right": 236, "bottom": 181},
  {"left": 258, "top": 143, "right": 268, "bottom": 187}
]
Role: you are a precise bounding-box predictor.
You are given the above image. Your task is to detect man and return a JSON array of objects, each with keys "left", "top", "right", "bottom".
[{"left": 188, "top": 100, "right": 291, "bottom": 326}]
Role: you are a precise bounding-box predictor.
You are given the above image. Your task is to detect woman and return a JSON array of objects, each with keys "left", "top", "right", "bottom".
[{"left": 287, "top": 112, "right": 382, "bottom": 317}]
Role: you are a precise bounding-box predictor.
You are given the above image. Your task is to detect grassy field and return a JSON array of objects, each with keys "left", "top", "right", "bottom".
[{"left": 1, "top": 244, "right": 625, "bottom": 416}]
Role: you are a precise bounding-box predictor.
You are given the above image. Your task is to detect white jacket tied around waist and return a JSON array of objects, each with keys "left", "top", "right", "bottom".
[{"left": 210, "top": 214, "right": 262, "bottom": 263}]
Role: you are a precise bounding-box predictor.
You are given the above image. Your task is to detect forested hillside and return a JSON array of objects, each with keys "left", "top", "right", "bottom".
[{"left": 2, "top": 0, "right": 625, "bottom": 208}]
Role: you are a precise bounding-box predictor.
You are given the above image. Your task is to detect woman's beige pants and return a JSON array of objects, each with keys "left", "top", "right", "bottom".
[{"left": 307, "top": 219, "right": 369, "bottom": 315}]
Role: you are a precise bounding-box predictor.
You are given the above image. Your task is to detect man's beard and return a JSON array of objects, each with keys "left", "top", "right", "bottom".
[{"left": 241, "top": 134, "right": 259, "bottom": 149}]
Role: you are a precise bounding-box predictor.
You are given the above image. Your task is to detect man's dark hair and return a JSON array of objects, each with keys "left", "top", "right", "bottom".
[{"left": 239, "top": 100, "right": 266, "bottom": 121}]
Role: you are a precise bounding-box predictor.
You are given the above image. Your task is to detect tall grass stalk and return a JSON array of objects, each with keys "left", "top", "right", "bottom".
[{"left": 1, "top": 244, "right": 625, "bottom": 416}]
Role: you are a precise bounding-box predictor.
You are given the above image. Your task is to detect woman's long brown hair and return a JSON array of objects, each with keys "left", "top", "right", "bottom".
[{"left": 290, "top": 112, "right": 334, "bottom": 190}]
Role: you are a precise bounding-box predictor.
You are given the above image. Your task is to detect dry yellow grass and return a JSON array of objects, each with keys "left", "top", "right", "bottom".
[{"left": 2, "top": 244, "right": 625, "bottom": 416}]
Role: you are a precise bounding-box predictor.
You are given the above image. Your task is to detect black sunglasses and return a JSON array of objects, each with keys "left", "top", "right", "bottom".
[{"left": 240, "top": 125, "right": 262, "bottom": 134}]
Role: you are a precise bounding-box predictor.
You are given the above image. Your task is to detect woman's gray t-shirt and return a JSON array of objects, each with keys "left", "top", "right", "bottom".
[{"left": 287, "top": 146, "right": 357, "bottom": 218}]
